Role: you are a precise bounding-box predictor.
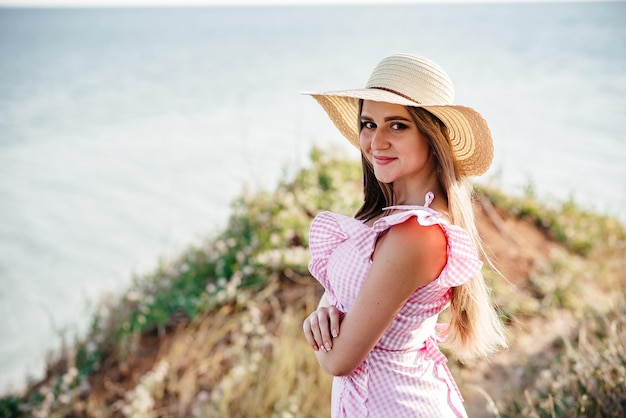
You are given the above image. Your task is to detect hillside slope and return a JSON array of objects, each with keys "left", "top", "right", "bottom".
[{"left": 2, "top": 149, "right": 624, "bottom": 418}]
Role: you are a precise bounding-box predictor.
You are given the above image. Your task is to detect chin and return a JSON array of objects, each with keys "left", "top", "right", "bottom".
[{"left": 374, "top": 173, "right": 396, "bottom": 184}]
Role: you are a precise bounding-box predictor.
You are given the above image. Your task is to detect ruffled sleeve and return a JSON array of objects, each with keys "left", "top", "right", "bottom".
[
  {"left": 437, "top": 223, "right": 483, "bottom": 287},
  {"left": 308, "top": 211, "right": 349, "bottom": 293},
  {"left": 372, "top": 208, "right": 482, "bottom": 288}
]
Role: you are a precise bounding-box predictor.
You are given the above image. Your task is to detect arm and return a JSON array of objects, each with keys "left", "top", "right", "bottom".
[{"left": 309, "top": 220, "right": 447, "bottom": 376}]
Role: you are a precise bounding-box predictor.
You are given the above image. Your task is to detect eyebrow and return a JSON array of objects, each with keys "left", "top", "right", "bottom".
[{"left": 360, "top": 115, "right": 413, "bottom": 122}]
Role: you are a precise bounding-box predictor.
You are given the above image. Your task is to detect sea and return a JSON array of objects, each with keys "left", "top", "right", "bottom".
[{"left": 0, "top": 1, "right": 625, "bottom": 394}]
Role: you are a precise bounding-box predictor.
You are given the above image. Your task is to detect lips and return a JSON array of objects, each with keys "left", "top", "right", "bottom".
[{"left": 373, "top": 155, "right": 396, "bottom": 165}]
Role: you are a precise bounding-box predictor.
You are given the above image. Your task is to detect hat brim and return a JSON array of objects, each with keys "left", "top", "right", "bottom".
[{"left": 304, "top": 89, "right": 493, "bottom": 177}]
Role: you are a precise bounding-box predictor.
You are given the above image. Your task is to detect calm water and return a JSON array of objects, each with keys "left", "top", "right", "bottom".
[{"left": 1, "top": 2, "right": 625, "bottom": 393}]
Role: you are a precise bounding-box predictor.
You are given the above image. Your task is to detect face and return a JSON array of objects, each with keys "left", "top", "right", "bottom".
[{"left": 359, "top": 100, "right": 434, "bottom": 185}]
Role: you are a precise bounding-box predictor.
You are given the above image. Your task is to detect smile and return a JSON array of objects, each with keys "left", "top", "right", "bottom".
[{"left": 373, "top": 155, "right": 396, "bottom": 165}]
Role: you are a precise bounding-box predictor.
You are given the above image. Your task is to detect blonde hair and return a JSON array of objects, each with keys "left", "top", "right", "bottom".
[{"left": 355, "top": 104, "right": 507, "bottom": 361}]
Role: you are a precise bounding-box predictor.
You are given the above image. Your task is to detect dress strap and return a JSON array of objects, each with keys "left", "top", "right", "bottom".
[
  {"left": 383, "top": 192, "right": 436, "bottom": 211},
  {"left": 424, "top": 191, "right": 434, "bottom": 208}
]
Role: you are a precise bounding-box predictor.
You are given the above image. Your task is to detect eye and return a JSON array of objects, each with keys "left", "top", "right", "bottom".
[
  {"left": 360, "top": 121, "right": 376, "bottom": 130},
  {"left": 390, "top": 122, "right": 408, "bottom": 131}
]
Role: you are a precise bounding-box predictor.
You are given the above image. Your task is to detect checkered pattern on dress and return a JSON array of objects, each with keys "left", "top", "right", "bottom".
[{"left": 308, "top": 203, "right": 482, "bottom": 418}]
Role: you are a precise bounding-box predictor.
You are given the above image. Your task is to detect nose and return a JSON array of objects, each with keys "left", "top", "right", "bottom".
[{"left": 371, "top": 129, "right": 389, "bottom": 151}]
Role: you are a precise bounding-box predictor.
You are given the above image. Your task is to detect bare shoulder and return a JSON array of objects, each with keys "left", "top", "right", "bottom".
[
  {"left": 374, "top": 217, "right": 447, "bottom": 285},
  {"left": 380, "top": 216, "right": 447, "bottom": 254}
]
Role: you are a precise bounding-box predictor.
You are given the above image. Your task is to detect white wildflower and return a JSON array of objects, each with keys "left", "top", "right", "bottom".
[{"left": 126, "top": 290, "right": 141, "bottom": 302}]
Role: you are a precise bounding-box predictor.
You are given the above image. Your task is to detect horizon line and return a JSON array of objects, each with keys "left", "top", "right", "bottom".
[{"left": 0, "top": 0, "right": 622, "bottom": 9}]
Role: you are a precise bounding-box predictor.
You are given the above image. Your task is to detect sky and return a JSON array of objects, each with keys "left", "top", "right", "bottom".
[{"left": 0, "top": 0, "right": 618, "bottom": 7}]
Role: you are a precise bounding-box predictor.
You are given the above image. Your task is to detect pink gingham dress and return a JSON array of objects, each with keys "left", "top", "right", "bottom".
[{"left": 308, "top": 193, "right": 481, "bottom": 418}]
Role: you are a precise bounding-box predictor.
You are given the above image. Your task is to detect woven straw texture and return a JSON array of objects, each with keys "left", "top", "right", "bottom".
[{"left": 306, "top": 54, "right": 493, "bottom": 177}]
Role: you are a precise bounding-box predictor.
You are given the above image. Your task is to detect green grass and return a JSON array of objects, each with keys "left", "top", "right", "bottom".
[{"left": 3, "top": 147, "right": 625, "bottom": 418}]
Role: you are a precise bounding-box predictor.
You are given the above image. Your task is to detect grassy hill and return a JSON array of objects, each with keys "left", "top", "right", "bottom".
[{"left": 1, "top": 147, "right": 624, "bottom": 418}]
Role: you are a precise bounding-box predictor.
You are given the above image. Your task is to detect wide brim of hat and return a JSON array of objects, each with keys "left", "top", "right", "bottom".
[{"left": 304, "top": 88, "right": 493, "bottom": 178}]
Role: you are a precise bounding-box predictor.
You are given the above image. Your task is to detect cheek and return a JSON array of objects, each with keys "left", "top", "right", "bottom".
[
  {"left": 416, "top": 146, "right": 430, "bottom": 165},
  {"left": 413, "top": 136, "right": 431, "bottom": 160},
  {"left": 402, "top": 141, "right": 430, "bottom": 167},
  {"left": 359, "top": 132, "right": 370, "bottom": 153}
]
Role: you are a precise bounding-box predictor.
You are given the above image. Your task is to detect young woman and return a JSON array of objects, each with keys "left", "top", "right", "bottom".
[{"left": 302, "top": 54, "right": 507, "bottom": 417}]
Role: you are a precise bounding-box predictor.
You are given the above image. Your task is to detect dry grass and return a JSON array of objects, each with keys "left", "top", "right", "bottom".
[
  {"left": 2, "top": 148, "right": 625, "bottom": 418},
  {"left": 74, "top": 274, "right": 333, "bottom": 418},
  {"left": 499, "top": 298, "right": 626, "bottom": 418}
]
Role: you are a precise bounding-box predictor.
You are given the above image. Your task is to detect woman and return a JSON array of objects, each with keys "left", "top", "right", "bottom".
[{"left": 302, "top": 54, "right": 507, "bottom": 417}]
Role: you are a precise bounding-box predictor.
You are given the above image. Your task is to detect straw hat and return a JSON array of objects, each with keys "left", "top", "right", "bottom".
[{"left": 305, "top": 53, "right": 493, "bottom": 177}]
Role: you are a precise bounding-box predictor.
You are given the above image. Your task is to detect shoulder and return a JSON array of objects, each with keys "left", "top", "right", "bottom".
[
  {"left": 375, "top": 216, "right": 448, "bottom": 286},
  {"left": 383, "top": 215, "right": 447, "bottom": 254}
]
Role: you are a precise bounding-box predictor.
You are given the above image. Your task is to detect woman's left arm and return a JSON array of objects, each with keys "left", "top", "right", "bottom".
[{"left": 311, "top": 220, "right": 447, "bottom": 376}]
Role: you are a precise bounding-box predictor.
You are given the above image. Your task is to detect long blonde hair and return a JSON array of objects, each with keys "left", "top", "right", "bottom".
[{"left": 355, "top": 104, "right": 507, "bottom": 361}]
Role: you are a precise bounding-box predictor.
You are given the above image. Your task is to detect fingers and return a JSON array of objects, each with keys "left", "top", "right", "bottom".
[
  {"left": 302, "top": 313, "right": 320, "bottom": 351},
  {"left": 328, "top": 306, "right": 341, "bottom": 339},
  {"left": 303, "top": 307, "right": 338, "bottom": 352},
  {"left": 316, "top": 309, "right": 333, "bottom": 352}
]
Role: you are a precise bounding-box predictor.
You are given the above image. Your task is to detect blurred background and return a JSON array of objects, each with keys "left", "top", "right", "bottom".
[{"left": 0, "top": 0, "right": 624, "bottom": 395}]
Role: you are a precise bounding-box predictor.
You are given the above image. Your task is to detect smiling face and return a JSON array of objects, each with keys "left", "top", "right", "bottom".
[{"left": 359, "top": 100, "right": 435, "bottom": 187}]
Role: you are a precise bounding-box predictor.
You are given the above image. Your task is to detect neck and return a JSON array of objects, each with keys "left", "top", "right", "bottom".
[{"left": 392, "top": 173, "right": 443, "bottom": 207}]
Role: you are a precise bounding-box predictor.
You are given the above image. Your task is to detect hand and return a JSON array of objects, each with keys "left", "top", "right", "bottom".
[{"left": 303, "top": 305, "right": 343, "bottom": 352}]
